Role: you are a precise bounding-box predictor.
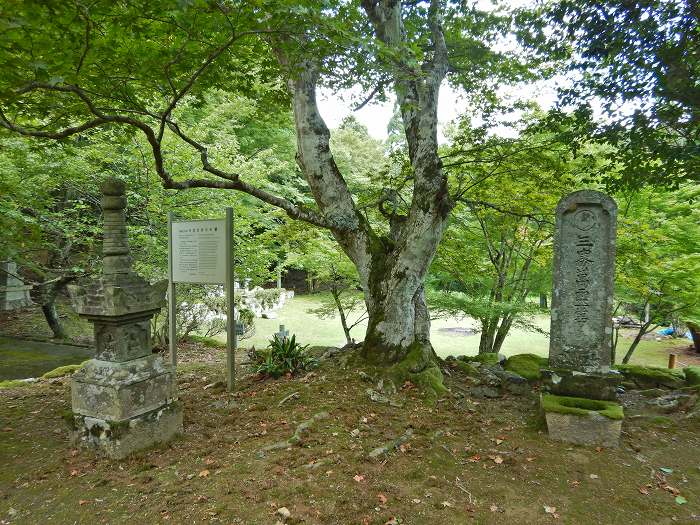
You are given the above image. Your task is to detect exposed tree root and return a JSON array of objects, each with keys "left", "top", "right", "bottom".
[
  {"left": 368, "top": 428, "right": 414, "bottom": 459},
  {"left": 256, "top": 411, "right": 329, "bottom": 458}
]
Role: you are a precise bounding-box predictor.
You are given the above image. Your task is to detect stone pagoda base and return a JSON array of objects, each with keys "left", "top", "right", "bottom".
[
  {"left": 72, "top": 402, "right": 182, "bottom": 460},
  {"left": 70, "top": 356, "right": 182, "bottom": 459},
  {"left": 541, "top": 394, "right": 623, "bottom": 447}
]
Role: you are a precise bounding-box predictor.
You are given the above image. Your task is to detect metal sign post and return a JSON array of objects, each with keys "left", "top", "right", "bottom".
[
  {"left": 167, "top": 212, "right": 177, "bottom": 370},
  {"left": 167, "top": 209, "right": 236, "bottom": 391},
  {"left": 224, "top": 207, "right": 236, "bottom": 391}
]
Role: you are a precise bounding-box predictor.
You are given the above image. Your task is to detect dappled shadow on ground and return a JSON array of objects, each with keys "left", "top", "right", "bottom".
[{"left": 0, "top": 352, "right": 699, "bottom": 524}]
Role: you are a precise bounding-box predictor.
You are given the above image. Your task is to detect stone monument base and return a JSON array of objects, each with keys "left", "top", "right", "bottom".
[
  {"left": 541, "top": 394, "right": 623, "bottom": 447},
  {"left": 71, "top": 402, "right": 183, "bottom": 459},
  {"left": 541, "top": 369, "right": 621, "bottom": 401}
]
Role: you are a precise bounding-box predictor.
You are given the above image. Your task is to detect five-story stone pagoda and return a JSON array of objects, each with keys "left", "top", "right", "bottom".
[{"left": 68, "top": 178, "right": 182, "bottom": 458}]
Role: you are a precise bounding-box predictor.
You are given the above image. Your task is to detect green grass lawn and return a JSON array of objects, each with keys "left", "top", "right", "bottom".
[{"left": 221, "top": 294, "right": 689, "bottom": 367}]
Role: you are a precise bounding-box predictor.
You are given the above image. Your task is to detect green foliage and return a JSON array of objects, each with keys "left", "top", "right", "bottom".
[
  {"left": 252, "top": 289, "right": 284, "bottom": 311},
  {"left": 255, "top": 334, "right": 317, "bottom": 379},
  {"left": 541, "top": 394, "right": 624, "bottom": 421},
  {"left": 519, "top": 0, "right": 699, "bottom": 188},
  {"left": 615, "top": 184, "right": 700, "bottom": 362},
  {"left": 431, "top": 114, "right": 587, "bottom": 354},
  {"left": 503, "top": 354, "right": 548, "bottom": 381}
]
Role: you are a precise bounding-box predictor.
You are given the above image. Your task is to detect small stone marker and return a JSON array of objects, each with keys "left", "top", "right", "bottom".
[
  {"left": 549, "top": 190, "right": 617, "bottom": 372},
  {"left": 275, "top": 324, "right": 289, "bottom": 341},
  {"left": 68, "top": 178, "right": 182, "bottom": 459},
  {"left": 543, "top": 190, "right": 623, "bottom": 447}
]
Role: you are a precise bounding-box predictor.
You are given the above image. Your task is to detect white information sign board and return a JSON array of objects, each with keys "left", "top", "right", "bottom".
[
  {"left": 171, "top": 219, "right": 227, "bottom": 284},
  {"left": 168, "top": 210, "right": 236, "bottom": 391}
]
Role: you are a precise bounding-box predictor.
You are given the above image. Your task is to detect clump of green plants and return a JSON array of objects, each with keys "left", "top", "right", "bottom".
[{"left": 255, "top": 334, "right": 317, "bottom": 378}]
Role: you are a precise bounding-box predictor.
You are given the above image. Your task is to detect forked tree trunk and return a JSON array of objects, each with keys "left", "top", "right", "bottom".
[{"left": 277, "top": 1, "right": 451, "bottom": 384}]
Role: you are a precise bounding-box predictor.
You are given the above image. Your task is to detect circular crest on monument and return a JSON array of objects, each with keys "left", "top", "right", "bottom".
[{"left": 573, "top": 209, "right": 597, "bottom": 231}]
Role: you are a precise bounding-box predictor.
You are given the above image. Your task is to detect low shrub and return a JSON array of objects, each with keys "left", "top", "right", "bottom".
[{"left": 255, "top": 334, "right": 317, "bottom": 378}]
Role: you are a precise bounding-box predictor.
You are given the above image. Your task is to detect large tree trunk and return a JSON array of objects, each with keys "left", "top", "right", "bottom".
[{"left": 276, "top": 1, "right": 451, "bottom": 395}]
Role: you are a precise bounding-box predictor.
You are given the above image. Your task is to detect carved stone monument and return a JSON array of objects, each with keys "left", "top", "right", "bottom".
[
  {"left": 0, "top": 261, "right": 32, "bottom": 311},
  {"left": 543, "top": 190, "right": 623, "bottom": 446},
  {"left": 68, "top": 178, "right": 182, "bottom": 458},
  {"left": 549, "top": 190, "right": 617, "bottom": 373}
]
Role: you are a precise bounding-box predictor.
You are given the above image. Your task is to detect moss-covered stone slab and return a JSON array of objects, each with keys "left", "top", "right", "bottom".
[
  {"left": 684, "top": 366, "right": 700, "bottom": 387},
  {"left": 503, "top": 353, "right": 548, "bottom": 381},
  {"left": 542, "top": 369, "right": 620, "bottom": 401},
  {"left": 614, "top": 364, "right": 685, "bottom": 389},
  {"left": 542, "top": 394, "right": 623, "bottom": 447}
]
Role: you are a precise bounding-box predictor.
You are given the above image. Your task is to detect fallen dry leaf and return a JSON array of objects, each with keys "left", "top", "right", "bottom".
[
  {"left": 353, "top": 474, "right": 365, "bottom": 483},
  {"left": 79, "top": 500, "right": 89, "bottom": 506},
  {"left": 441, "top": 501, "right": 453, "bottom": 508},
  {"left": 198, "top": 469, "right": 210, "bottom": 478},
  {"left": 377, "top": 493, "right": 388, "bottom": 504},
  {"left": 639, "top": 487, "right": 649, "bottom": 495}
]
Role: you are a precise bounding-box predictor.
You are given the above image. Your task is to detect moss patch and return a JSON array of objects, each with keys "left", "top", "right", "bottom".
[
  {"left": 504, "top": 353, "right": 548, "bottom": 381},
  {"left": 42, "top": 362, "right": 86, "bottom": 379},
  {"left": 459, "top": 352, "right": 500, "bottom": 366},
  {"left": 454, "top": 360, "right": 480, "bottom": 377},
  {"left": 0, "top": 379, "right": 32, "bottom": 389},
  {"left": 386, "top": 343, "right": 447, "bottom": 404},
  {"left": 541, "top": 394, "right": 624, "bottom": 420},
  {"left": 684, "top": 366, "right": 700, "bottom": 386},
  {"left": 614, "top": 364, "right": 685, "bottom": 389}
]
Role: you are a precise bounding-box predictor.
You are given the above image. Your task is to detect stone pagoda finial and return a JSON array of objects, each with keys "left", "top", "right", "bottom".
[{"left": 101, "top": 178, "right": 131, "bottom": 275}]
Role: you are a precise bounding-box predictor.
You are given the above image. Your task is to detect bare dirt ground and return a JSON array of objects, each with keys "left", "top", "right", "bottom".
[{"left": 1, "top": 344, "right": 699, "bottom": 525}]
